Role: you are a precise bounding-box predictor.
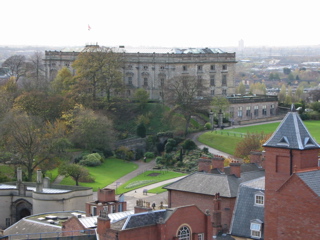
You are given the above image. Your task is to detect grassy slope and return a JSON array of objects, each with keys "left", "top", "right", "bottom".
[
  {"left": 198, "top": 121, "right": 320, "bottom": 156},
  {"left": 59, "top": 158, "right": 138, "bottom": 191},
  {"left": 115, "top": 170, "right": 186, "bottom": 194}
]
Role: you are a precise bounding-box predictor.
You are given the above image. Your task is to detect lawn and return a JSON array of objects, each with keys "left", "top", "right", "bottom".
[
  {"left": 115, "top": 170, "right": 186, "bottom": 194},
  {"left": 198, "top": 120, "right": 320, "bottom": 156},
  {"left": 59, "top": 157, "right": 138, "bottom": 191},
  {"left": 147, "top": 184, "right": 170, "bottom": 194}
]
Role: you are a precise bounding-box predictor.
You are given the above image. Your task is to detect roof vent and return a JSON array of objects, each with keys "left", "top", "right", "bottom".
[
  {"left": 304, "top": 137, "right": 315, "bottom": 147},
  {"left": 277, "top": 136, "right": 289, "bottom": 146}
]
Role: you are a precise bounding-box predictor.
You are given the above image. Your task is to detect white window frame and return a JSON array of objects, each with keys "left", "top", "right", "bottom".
[
  {"left": 177, "top": 225, "right": 191, "bottom": 240},
  {"left": 250, "top": 221, "right": 262, "bottom": 239},
  {"left": 255, "top": 193, "right": 264, "bottom": 206}
]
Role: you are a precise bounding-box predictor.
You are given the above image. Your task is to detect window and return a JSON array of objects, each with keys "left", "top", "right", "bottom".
[
  {"left": 160, "top": 78, "right": 164, "bottom": 86},
  {"left": 270, "top": 104, "right": 275, "bottom": 115},
  {"left": 246, "top": 106, "right": 251, "bottom": 117},
  {"left": 144, "top": 78, "right": 148, "bottom": 86},
  {"left": 197, "top": 65, "right": 203, "bottom": 71},
  {"left": 255, "top": 194, "right": 264, "bottom": 206},
  {"left": 222, "top": 75, "right": 227, "bottom": 86},
  {"left": 160, "top": 66, "right": 165, "bottom": 70},
  {"left": 177, "top": 226, "right": 190, "bottom": 240},
  {"left": 143, "top": 65, "right": 148, "bottom": 70},
  {"left": 229, "top": 107, "right": 234, "bottom": 118},
  {"left": 128, "top": 76, "right": 132, "bottom": 85},
  {"left": 210, "top": 65, "right": 215, "bottom": 71},
  {"left": 262, "top": 105, "right": 267, "bottom": 115},
  {"left": 183, "top": 65, "right": 188, "bottom": 71},
  {"left": 254, "top": 106, "right": 259, "bottom": 116},
  {"left": 222, "top": 89, "right": 227, "bottom": 96},
  {"left": 197, "top": 90, "right": 202, "bottom": 96},
  {"left": 91, "top": 206, "right": 97, "bottom": 216},
  {"left": 210, "top": 75, "right": 215, "bottom": 86},
  {"left": 197, "top": 233, "right": 204, "bottom": 240},
  {"left": 6, "top": 218, "right": 10, "bottom": 228},
  {"left": 211, "top": 90, "right": 215, "bottom": 96},
  {"left": 250, "top": 222, "right": 262, "bottom": 239},
  {"left": 222, "top": 64, "right": 227, "bottom": 70},
  {"left": 238, "top": 107, "right": 243, "bottom": 117},
  {"left": 127, "top": 65, "right": 133, "bottom": 69},
  {"left": 127, "top": 90, "right": 131, "bottom": 96}
]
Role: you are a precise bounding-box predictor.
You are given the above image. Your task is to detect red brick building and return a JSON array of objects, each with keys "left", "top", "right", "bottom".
[
  {"left": 165, "top": 157, "right": 265, "bottom": 236},
  {"left": 263, "top": 106, "right": 320, "bottom": 239}
]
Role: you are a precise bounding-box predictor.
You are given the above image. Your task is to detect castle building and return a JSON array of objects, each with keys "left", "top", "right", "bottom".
[{"left": 44, "top": 46, "right": 237, "bottom": 100}]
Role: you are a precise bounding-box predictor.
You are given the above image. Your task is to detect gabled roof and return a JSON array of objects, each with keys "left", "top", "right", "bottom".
[
  {"left": 297, "top": 170, "right": 320, "bottom": 196},
  {"left": 263, "top": 110, "right": 320, "bottom": 150},
  {"left": 230, "top": 177, "right": 265, "bottom": 239},
  {"left": 164, "top": 170, "right": 265, "bottom": 198}
]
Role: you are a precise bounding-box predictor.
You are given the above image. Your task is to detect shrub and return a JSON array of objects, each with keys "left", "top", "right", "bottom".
[
  {"left": 165, "top": 138, "right": 177, "bottom": 153},
  {"left": 156, "top": 156, "right": 164, "bottom": 164},
  {"left": 79, "top": 153, "right": 102, "bottom": 167},
  {"left": 182, "top": 139, "right": 197, "bottom": 150},
  {"left": 204, "top": 122, "right": 212, "bottom": 130},
  {"left": 144, "top": 152, "right": 155, "bottom": 158},
  {"left": 136, "top": 122, "right": 146, "bottom": 138},
  {"left": 115, "top": 146, "right": 134, "bottom": 161}
]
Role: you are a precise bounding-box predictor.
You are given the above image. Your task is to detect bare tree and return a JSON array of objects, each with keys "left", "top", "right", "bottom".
[
  {"left": 2, "top": 55, "right": 27, "bottom": 82},
  {"left": 164, "top": 75, "right": 210, "bottom": 136},
  {"left": 24, "top": 52, "right": 47, "bottom": 90}
]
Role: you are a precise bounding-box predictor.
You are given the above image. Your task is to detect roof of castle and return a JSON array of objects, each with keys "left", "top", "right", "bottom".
[
  {"left": 164, "top": 170, "right": 265, "bottom": 198},
  {"left": 263, "top": 106, "right": 320, "bottom": 150}
]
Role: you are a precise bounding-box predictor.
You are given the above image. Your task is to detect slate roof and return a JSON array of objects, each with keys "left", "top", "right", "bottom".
[
  {"left": 297, "top": 170, "right": 320, "bottom": 196},
  {"left": 230, "top": 177, "right": 265, "bottom": 239},
  {"left": 164, "top": 170, "right": 265, "bottom": 198},
  {"left": 263, "top": 111, "right": 320, "bottom": 150}
]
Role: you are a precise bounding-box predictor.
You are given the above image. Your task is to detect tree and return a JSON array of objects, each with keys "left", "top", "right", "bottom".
[
  {"left": 249, "top": 82, "right": 266, "bottom": 95},
  {"left": 23, "top": 52, "right": 47, "bottom": 91},
  {"left": 134, "top": 88, "right": 149, "bottom": 109},
  {"left": 211, "top": 95, "right": 230, "bottom": 115},
  {"left": 164, "top": 75, "right": 210, "bottom": 136},
  {"left": 234, "top": 132, "right": 270, "bottom": 159},
  {"left": 236, "top": 82, "right": 246, "bottom": 95},
  {"left": 0, "top": 111, "right": 70, "bottom": 181},
  {"left": 69, "top": 108, "right": 115, "bottom": 152},
  {"left": 0, "top": 77, "right": 19, "bottom": 120},
  {"left": 309, "top": 89, "right": 320, "bottom": 102},
  {"left": 51, "top": 67, "right": 75, "bottom": 95},
  {"left": 278, "top": 84, "right": 287, "bottom": 103},
  {"left": 2, "top": 55, "right": 27, "bottom": 82},
  {"left": 58, "top": 163, "right": 91, "bottom": 186},
  {"left": 72, "top": 46, "right": 124, "bottom": 104},
  {"left": 283, "top": 67, "right": 291, "bottom": 75}
]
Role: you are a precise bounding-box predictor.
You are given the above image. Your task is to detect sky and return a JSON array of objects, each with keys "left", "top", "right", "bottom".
[{"left": 1, "top": 0, "right": 320, "bottom": 49}]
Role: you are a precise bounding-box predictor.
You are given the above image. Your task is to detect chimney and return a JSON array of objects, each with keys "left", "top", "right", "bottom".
[
  {"left": 98, "top": 188, "right": 116, "bottom": 202},
  {"left": 212, "top": 193, "right": 222, "bottom": 236},
  {"left": 134, "top": 199, "right": 152, "bottom": 213},
  {"left": 97, "top": 208, "right": 110, "bottom": 235},
  {"left": 230, "top": 162, "right": 241, "bottom": 178},
  {"left": 211, "top": 156, "right": 225, "bottom": 172},
  {"left": 36, "top": 170, "right": 43, "bottom": 192},
  {"left": 249, "top": 151, "right": 265, "bottom": 168}
]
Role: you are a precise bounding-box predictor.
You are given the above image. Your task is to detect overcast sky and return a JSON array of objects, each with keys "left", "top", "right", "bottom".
[{"left": 1, "top": 0, "right": 319, "bottom": 49}]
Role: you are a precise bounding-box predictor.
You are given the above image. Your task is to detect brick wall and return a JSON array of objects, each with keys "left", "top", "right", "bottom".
[{"left": 168, "top": 190, "right": 235, "bottom": 232}]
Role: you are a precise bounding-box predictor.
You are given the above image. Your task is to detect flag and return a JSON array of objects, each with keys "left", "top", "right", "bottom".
[{"left": 88, "top": 24, "right": 91, "bottom": 31}]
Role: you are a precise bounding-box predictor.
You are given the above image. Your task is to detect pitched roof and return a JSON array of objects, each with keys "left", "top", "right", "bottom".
[
  {"left": 297, "top": 170, "right": 320, "bottom": 196},
  {"left": 230, "top": 177, "right": 265, "bottom": 239},
  {"left": 164, "top": 170, "right": 265, "bottom": 198},
  {"left": 263, "top": 111, "right": 320, "bottom": 150}
]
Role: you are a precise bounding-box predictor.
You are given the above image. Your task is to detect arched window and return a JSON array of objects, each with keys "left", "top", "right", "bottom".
[{"left": 177, "top": 225, "right": 190, "bottom": 240}]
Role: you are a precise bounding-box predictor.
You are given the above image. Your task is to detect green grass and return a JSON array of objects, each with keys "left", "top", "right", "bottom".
[
  {"left": 198, "top": 120, "right": 320, "bottom": 156},
  {"left": 59, "top": 157, "right": 138, "bottom": 191},
  {"left": 46, "top": 168, "right": 59, "bottom": 182},
  {"left": 147, "top": 184, "right": 170, "bottom": 194},
  {"left": 115, "top": 170, "right": 186, "bottom": 194}
]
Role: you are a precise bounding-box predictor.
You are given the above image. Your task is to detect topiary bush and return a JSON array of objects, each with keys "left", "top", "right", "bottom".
[
  {"left": 144, "top": 152, "right": 155, "bottom": 158},
  {"left": 182, "top": 139, "right": 197, "bottom": 150},
  {"left": 204, "top": 122, "right": 212, "bottom": 130}
]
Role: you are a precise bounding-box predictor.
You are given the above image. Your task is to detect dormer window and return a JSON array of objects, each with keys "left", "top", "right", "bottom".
[
  {"left": 250, "top": 220, "right": 262, "bottom": 239},
  {"left": 254, "top": 192, "right": 264, "bottom": 206}
]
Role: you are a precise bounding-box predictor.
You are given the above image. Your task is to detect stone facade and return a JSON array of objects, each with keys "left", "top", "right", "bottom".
[
  {"left": 227, "top": 95, "right": 279, "bottom": 125},
  {"left": 0, "top": 169, "right": 92, "bottom": 230},
  {"left": 44, "top": 46, "right": 237, "bottom": 100}
]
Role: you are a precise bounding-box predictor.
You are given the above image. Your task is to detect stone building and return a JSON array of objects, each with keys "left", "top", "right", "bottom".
[
  {"left": 44, "top": 45, "right": 237, "bottom": 100},
  {"left": 0, "top": 169, "right": 92, "bottom": 230}
]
